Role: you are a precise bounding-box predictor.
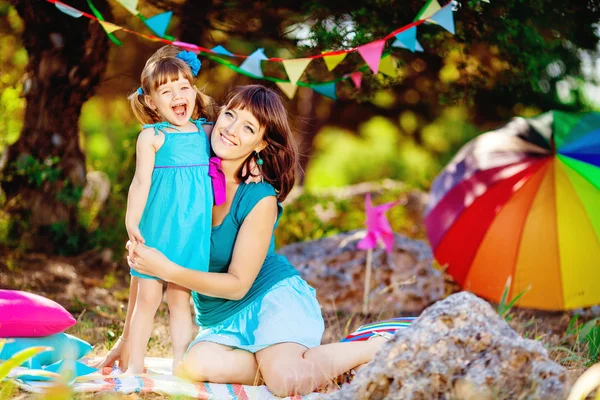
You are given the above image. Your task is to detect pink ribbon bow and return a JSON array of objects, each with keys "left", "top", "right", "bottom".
[
  {"left": 356, "top": 193, "right": 400, "bottom": 254},
  {"left": 209, "top": 157, "right": 226, "bottom": 206}
]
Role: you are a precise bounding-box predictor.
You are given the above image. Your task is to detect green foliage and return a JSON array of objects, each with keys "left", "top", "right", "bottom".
[
  {"left": 12, "top": 155, "right": 61, "bottom": 187},
  {"left": 305, "top": 107, "right": 480, "bottom": 190},
  {"left": 573, "top": 316, "right": 600, "bottom": 366},
  {"left": 497, "top": 276, "right": 530, "bottom": 322}
]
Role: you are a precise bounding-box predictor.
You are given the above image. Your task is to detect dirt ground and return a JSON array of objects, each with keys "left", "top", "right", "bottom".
[{"left": 0, "top": 246, "right": 595, "bottom": 398}]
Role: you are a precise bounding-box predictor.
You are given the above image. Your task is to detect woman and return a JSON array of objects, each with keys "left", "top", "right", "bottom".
[{"left": 96, "top": 85, "right": 388, "bottom": 397}]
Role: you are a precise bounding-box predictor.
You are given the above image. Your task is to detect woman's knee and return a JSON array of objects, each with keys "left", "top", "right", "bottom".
[{"left": 183, "top": 342, "right": 228, "bottom": 381}]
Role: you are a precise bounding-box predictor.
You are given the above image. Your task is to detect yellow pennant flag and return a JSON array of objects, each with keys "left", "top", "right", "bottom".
[
  {"left": 322, "top": 52, "right": 347, "bottom": 71},
  {"left": 99, "top": 20, "right": 122, "bottom": 34},
  {"left": 282, "top": 58, "right": 312, "bottom": 85},
  {"left": 117, "top": 0, "right": 139, "bottom": 15},
  {"left": 415, "top": 0, "right": 441, "bottom": 21},
  {"left": 379, "top": 55, "right": 397, "bottom": 78},
  {"left": 276, "top": 82, "right": 298, "bottom": 99}
]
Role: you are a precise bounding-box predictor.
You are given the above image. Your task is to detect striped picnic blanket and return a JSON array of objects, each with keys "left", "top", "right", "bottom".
[
  {"left": 341, "top": 317, "right": 416, "bottom": 342},
  {"left": 12, "top": 357, "right": 320, "bottom": 399}
]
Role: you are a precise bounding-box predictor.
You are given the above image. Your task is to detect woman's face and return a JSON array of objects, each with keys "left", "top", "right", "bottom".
[{"left": 211, "top": 105, "right": 267, "bottom": 161}]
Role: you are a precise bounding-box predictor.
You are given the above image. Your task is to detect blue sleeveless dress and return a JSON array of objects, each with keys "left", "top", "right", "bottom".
[{"left": 131, "top": 119, "right": 213, "bottom": 280}]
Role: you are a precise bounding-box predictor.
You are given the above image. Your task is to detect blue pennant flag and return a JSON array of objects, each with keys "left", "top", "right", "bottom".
[
  {"left": 239, "top": 48, "right": 268, "bottom": 77},
  {"left": 392, "top": 38, "right": 424, "bottom": 52},
  {"left": 394, "top": 27, "right": 417, "bottom": 52},
  {"left": 429, "top": 5, "right": 455, "bottom": 34},
  {"left": 211, "top": 45, "right": 234, "bottom": 56},
  {"left": 311, "top": 82, "right": 337, "bottom": 100},
  {"left": 144, "top": 11, "right": 172, "bottom": 38}
]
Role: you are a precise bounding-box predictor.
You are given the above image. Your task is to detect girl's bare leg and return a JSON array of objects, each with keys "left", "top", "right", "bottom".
[
  {"left": 256, "top": 337, "right": 387, "bottom": 397},
  {"left": 126, "top": 278, "right": 163, "bottom": 374},
  {"left": 166, "top": 283, "right": 195, "bottom": 371},
  {"left": 182, "top": 341, "right": 262, "bottom": 385}
]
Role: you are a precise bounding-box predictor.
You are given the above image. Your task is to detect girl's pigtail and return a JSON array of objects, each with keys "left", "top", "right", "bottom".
[{"left": 128, "top": 89, "right": 160, "bottom": 125}]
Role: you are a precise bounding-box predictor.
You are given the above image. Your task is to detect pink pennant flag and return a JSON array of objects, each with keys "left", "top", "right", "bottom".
[
  {"left": 350, "top": 72, "right": 362, "bottom": 88},
  {"left": 357, "top": 193, "right": 400, "bottom": 253},
  {"left": 357, "top": 40, "right": 386, "bottom": 74}
]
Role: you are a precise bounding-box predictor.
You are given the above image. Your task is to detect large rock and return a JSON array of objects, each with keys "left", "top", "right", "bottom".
[
  {"left": 278, "top": 230, "right": 444, "bottom": 314},
  {"left": 327, "top": 292, "right": 571, "bottom": 400}
]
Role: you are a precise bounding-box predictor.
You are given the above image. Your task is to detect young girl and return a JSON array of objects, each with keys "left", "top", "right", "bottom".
[{"left": 124, "top": 45, "right": 217, "bottom": 373}]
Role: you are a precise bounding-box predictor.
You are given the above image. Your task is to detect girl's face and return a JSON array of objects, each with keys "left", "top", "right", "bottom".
[
  {"left": 211, "top": 105, "right": 267, "bottom": 161},
  {"left": 145, "top": 71, "right": 196, "bottom": 127}
]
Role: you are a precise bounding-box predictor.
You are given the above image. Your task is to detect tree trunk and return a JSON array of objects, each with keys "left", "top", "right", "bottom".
[{"left": 1, "top": 0, "right": 110, "bottom": 246}]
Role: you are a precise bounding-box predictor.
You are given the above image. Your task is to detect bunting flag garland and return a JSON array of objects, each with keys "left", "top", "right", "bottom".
[
  {"left": 311, "top": 82, "right": 338, "bottom": 100},
  {"left": 429, "top": 4, "right": 455, "bottom": 34},
  {"left": 239, "top": 48, "right": 269, "bottom": 77},
  {"left": 275, "top": 82, "right": 299, "bottom": 99},
  {"left": 378, "top": 54, "right": 398, "bottom": 78},
  {"left": 414, "top": 0, "right": 442, "bottom": 21},
  {"left": 55, "top": 2, "right": 82, "bottom": 17},
  {"left": 282, "top": 58, "right": 312, "bottom": 84},
  {"left": 47, "top": 0, "right": 457, "bottom": 100},
  {"left": 394, "top": 27, "right": 417, "bottom": 52},
  {"left": 98, "top": 20, "right": 122, "bottom": 34},
  {"left": 323, "top": 52, "right": 347, "bottom": 71},
  {"left": 116, "top": 0, "right": 138, "bottom": 15},
  {"left": 357, "top": 40, "right": 386, "bottom": 74},
  {"left": 85, "top": 0, "right": 121, "bottom": 45},
  {"left": 143, "top": 10, "right": 172, "bottom": 38},
  {"left": 392, "top": 37, "right": 424, "bottom": 52},
  {"left": 350, "top": 72, "right": 362, "bottom": 89},
  {"left": 211, "top": 45, "right": 234, "bottom": 56}
]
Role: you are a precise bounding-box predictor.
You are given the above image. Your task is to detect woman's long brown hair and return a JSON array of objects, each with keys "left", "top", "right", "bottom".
[{"left": 224, "top": 85, "right": 299, "bottom": 202}]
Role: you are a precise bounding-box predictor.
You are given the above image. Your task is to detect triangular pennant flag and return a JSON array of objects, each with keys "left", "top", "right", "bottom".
[
  {"left": 211, "top": 45, "right": 234, "bottom": 56},
  {"left": 86, "top": 0, "right": 121, "bottom": 46},
  {"left": 144, "top": 11, "right": 173, "bottom": 38},
  {"left": 55, "top": 2, "right": 83, "bottom": 18},
  {"left": 276, "top": 82, "right": 298, "bottom": 99},
  {"left": 98, "top": 20, "right": 121, "bottom": 35},
  {"left": 357, "top": 40, "right": 386, "bottom": 74},
  {"left": 282, "top": 58, "right": 312, "bottom": 84},
  {"left": 394, "top": 27, "right": 417, "bottom": 52},
  {"left": 392, "top": 38, "right": 424, "bottom": 52},
  {"left": 414, "top": 0, "right": 441, "bottom": 21},
  {"left": 429, "top": 5, "right": 455, "bottom": 34},
  {"left": 312, "top": 82, "right": 337, "bottom": 100},
  {"left": 378, "top": 55, "right": 397, "bottom": 78},
  {"left": 116, "top": 0, "right": 138, "bottom": 15},
  {"left": 350, "top": 72, "right": 362, "bottom": 89},
  {"left": 323, "top": 52, "right": 347, "bottom": 71},
  {"left": 239, "top": 48, "right": 268, "bottom": 78}
]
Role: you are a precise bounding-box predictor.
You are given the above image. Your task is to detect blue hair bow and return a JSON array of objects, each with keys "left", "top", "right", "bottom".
[{"left": 176, "top": 50, "right": 201, "bottom": 77}]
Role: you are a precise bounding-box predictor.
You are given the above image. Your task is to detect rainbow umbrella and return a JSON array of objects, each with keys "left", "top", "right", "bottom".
[{"left": 425, "top": 111, "right": 600, "bottom": 310}]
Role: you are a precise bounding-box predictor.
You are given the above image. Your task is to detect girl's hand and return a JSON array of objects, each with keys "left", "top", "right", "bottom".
[
  {"left": 129, "top": 244, "right": 170, "bottom": 280},
  {"left": 126, "top": 224, "right": 145, "bottom": 246},
  {"left": 90, "top": 335, "right": 130, "bottom": 371}
]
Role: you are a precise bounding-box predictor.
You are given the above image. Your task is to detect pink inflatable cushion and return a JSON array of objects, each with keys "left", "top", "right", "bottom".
[{"left": 0, "top": 290, "right": 76, "bottom": 338}]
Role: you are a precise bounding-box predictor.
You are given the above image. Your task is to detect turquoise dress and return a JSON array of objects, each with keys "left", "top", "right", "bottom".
[
  {"left": 131, "top": 119, "right": 213, "bottom": 280},
  {"left": 188, "top": 183, "right": 324, "bottom": 353}
]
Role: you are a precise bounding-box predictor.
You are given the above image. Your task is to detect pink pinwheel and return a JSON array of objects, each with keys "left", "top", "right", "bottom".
[
  {"left": 357, "top": 193, "right": 400, "bottom": 314},
  {"left": 357, "top": 193, "right": 400, "bottom": 253}
]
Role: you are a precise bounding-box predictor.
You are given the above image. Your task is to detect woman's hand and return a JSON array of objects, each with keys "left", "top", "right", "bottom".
[
  {"left": 90, "top": 335, "right": 130, "bottom": 371},
  {"left": 128, "top": 243, "right": 171, "bottom": 280}
]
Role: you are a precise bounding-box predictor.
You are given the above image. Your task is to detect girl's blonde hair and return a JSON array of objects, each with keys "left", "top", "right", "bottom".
[{"left": 128, "top": 45, "right": 217, "bottom": 124}]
